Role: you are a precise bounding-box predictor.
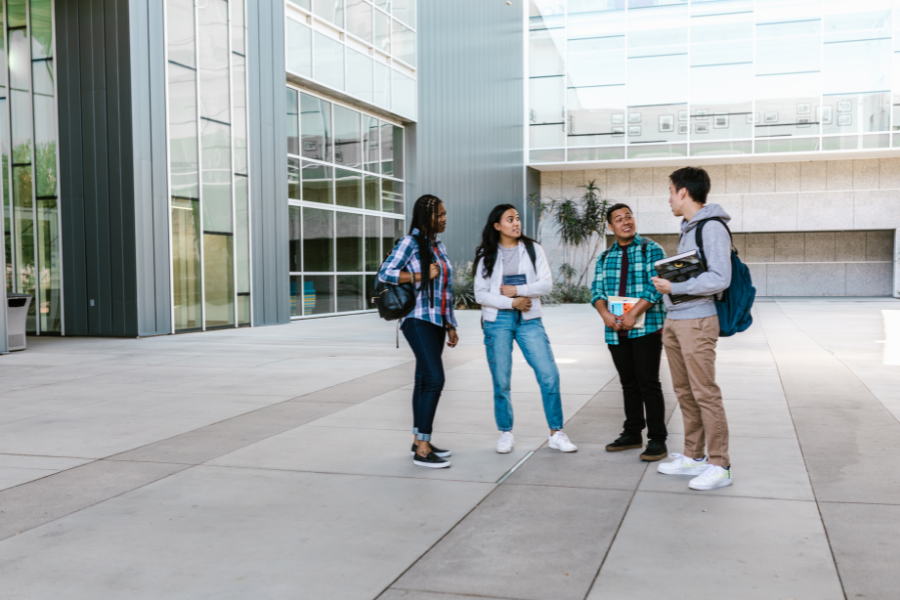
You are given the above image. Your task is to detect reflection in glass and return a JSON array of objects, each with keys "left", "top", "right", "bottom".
[
  {"left": 172, "top": 198, "right": 202, "bottom": 331},
  {"left": 33, "top": 61, "right": 57, "bottom": 198},
  {"left": 302, "top": 161, "right": 333, "bottom": 204},
  {"left": 347, "top": 49, "right": 374, "bottom": 104},
  {"left": 232, "top": 0, "right": 246, "bottom": 54},
  {"left": 336, "top": 211, "right": 363, "bottom": 271},
  {"left": 530, "top": 124, "right": 565, "bottom": 148},
  {"left": 30, "top": 0, "right": 53, "bottom": 59},
  {"left": 301, "top": 93, "right": 332, "bottom": 161},
  {"left": 289, "top": 206, "right": 302, "bottom": 272},
  {"left": 7, "top": 0, "right": 26, "bottom": 28},
  {"left": 567, "top": 85, "right": 626, "bottom": 147},
  {"left": 364, "top": 116, "right": 380, "bottom": 172},
  {"left": 13, "top": 166, "right": 34, "bottom": 331},
  {"left": 288, "top": 0, "right": 311, "bottom": 10},
  {"left": 334, "top": 105, "right": 362, "bottom": 168},
  {"left": 375, "top": 9, "right": 391, "bottom": 54},
  {"left": 238, "top": 294, "right": 250, "bottom": 326},
  {"left": 568, "top": 36, "right": 624, "bottom": 88},
  {"left": 335, "top": 169, "right": 362, "bottom": 208},
  {"left": 10, "top": 31, "right": 32, "bottom": 165},
  {"left": 374, "top": 61, "right": 391, "bottom": 108},
  {"left": 169, "top": 63, "right": 199, "bottom": 199},
  {"left": 201, "top": 119, "right": 232, "bottom": 233},
  {"left": 337, "top": 275, "right": 363, "bottom": 312},
  {"left": 290, "top": 275, "right": 302, "bottom": 317},
  {"left": 303, "top": 207, "right": 334, "bottom": 271},
  {"left": 392, "top": 20, "right": 416, "bottom": 67},
  {"left": 1, "top": 98, "right": 11, "bottom": 293},
  {"left": 314, "top": 0, "right": 344, "bottom": 28},
  {"left": 382, "top": 179, "right": 403, "bottom": 215},
  {"left": 304, "top": 275, "right": 334, "bottom": 315},
  {"left": 167, "top": 0, "right": 196, "bottom": 68},
  {"left": 392, "top": 69, "right": 416, "bottom": 119},
  {"left": 755, "top": 72, "right": 820, "bottom": 138},
  {"left": 288, "top": 158, "right": 300, "bottom": 199},
  {"left": 529, "top": 27, "right": 565, "bottom": 78},
  {"left": 198, "top": 0, "right": 230, "bottom": 124},
  {"left": 380, "top": 121, "right": 393, "bottom": 175},
  {"left": 314, "top": 32, "right": 345, "bottom": 91},
  {"left": 382, "top": 216, "right": 405, "bottom": 258},
  {"left": 391, "top": 125, "right": 403, "bottom": 179},
  {"left": 287, "top": 88, "right": 299, "bottom": 155},
  {"left": 530, "top": 76, "right": 565, "bottom": 124},
  {"left": 365, "top": 215, "right": 380, "bottom": 271},
  {"left": 234, "top": 174, "right": 250, "bottom": 297},
  {"left": 286, "top": 18, "right": 312, "bottom": 77},
  {"left": 204, "top": 233, "right": 235, "bottom": 328},
  {"left": 37, "top": 198, "right": 59, "bottom": 332},
  {"left": 393, "top": 0, "right": 415, "bottom": 26},
  {"left": 232, "top": 54, "right": 248, "bottom": 174},
  {"left": 347, "top": 0, "right": 373, "bottom": 42},
  {"left": 364, "top": 174, "right": 379, "bottom": 210},
  {"left": 365, "top": 274, "right": 376, "bottom": 311}
]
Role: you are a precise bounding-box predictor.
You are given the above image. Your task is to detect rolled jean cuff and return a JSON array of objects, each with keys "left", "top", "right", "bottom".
[
  {"left": 412, "top": 427, "right": 418, "bottom": 435},
  {"left": 549, "top": 425, "right": 563, "bottom": 431},
  {"left": 416, "top": 432, "right": 432, "bottom": 441}
]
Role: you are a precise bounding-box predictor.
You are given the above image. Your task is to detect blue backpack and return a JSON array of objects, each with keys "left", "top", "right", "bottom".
[{"left": 694, "top": 218, "right": 756, "bottom": 337}]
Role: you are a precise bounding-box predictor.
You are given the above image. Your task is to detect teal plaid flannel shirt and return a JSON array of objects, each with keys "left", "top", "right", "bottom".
[{"left": 590, "top": 234, "right": 667, "bottom": 345}]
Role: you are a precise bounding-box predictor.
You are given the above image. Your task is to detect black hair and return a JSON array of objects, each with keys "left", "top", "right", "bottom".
[
  {"left": 669, "top": 167, "right": 711, "bottom": 204},
  {"left": 408, "top": 194, "right": 444, "bottom": 302},
  {"left": 472, "top": 204, "right": 536, "bottom": 279},
  {"left": 606, "top": 203, "right": 632, "bottom": 223}
]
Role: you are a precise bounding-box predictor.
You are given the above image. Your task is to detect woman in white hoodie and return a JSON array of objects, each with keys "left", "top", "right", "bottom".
[{"left": 473, "top": 204, "right": 577, "bottom": 454}]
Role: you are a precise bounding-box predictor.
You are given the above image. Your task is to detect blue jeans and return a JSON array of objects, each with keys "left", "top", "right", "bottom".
[
  {"left": 483, "top": 310, "right": 563, "bottom": 431},
  {"left": 401, "top": 318, "right": 446, "bottom": 441}
]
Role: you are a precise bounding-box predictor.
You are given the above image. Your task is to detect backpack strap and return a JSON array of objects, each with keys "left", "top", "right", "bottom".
[
  {"left": 523, "top": 239, "right": 537, "bottom": 268},
  {"left": 694, "top": 217, "right": 732, "bottom": 269}
]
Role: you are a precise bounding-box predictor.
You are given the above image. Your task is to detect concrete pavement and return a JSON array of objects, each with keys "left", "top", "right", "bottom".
[{"left": 0, "top": 301, "right": 898, "bottom": 599}]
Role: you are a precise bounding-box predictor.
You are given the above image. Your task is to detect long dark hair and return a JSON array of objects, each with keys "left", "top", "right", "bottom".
[
  {"left": 408, "top": 194, "right": 444, "bottom": 302},
  {"left": 473, "top": 204, "right": 536, "bottom": 278}
]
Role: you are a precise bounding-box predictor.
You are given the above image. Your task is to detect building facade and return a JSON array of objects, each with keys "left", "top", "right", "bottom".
[{"left": 528, "top": 0, "right": 900, "bottom": 297}]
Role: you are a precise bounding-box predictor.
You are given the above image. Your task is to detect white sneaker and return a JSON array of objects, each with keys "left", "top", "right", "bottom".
[
  {"left": 689, "top": 464, "right": 733, "bottom": 491},
  {"left": 496, "top": 431, "right": 515, "bottom": 454},
  {"left": 548, "top": 431, "right": 577, "bottom": 452},
  {"left": 657, "top": 453, "right": 708, "bottom": 475}
]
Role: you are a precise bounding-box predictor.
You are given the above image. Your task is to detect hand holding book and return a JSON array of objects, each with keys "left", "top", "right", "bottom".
[{"left": 654, "top": 250, "right": 706, "bottom": 305}]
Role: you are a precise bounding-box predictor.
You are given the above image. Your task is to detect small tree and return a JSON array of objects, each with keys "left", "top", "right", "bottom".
[
  {"left": 527, "top": 192, "right": 556, "bottom": 244},
  {"left": 574, "top": 180, "right": 610, "bottom": 287}
]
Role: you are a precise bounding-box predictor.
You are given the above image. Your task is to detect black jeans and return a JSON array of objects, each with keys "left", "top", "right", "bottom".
[
  {"left": 401, "top": 318, "right": 446, "bottom": 442},
  {"left": 607, "top": 332, "right": 667, "bottom": 442}
]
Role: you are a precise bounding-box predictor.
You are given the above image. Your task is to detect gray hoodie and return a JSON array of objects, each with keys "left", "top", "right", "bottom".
[{"left": 663, "top": 203, "right": 733, "bottom": 320}]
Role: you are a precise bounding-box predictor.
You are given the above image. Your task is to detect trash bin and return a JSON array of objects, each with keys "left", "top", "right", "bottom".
[{"left": 6, "top": 293, "right": 32, "bottom": 351}]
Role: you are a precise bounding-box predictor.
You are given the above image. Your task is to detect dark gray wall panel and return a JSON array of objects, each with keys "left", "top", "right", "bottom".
[
  {"left": 415, "top": 0, "right": 526, "bottom": 264},
  {"left": 248, "top": 0, "right": 289, "bottom": 326}
]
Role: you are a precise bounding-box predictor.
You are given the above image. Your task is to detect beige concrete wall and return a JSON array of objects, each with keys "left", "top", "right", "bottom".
[{"left": 536, "top": 158, "right": 900, "bottom": 297}]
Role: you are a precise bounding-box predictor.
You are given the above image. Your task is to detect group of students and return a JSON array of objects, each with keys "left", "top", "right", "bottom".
[{"left": 377, "top": 166, "right": 734, "bottom": 492}]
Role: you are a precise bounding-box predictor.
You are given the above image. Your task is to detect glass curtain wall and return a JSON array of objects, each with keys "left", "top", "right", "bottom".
[
  {"left": 166, "top": 0, "right": 251, "bottom": 332},
  {"left": 285, "top": 0, "right": 417, "bottom": 120},
  {"left": 287, "top": 87, "right": 404, "bottom": 317},
  {"left": 529, "top": 0, "right": 898, "bottom": 163},
  {"left": 2, "top": 0, "right": 61, "bottom": 335}
]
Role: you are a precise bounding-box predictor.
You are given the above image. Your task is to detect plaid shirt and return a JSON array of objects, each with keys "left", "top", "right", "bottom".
[
  {"left": 377, "top": 228, "right": 458, "bottom": 329},
  {"left": 591, "top": 233, "right": 667, "bottom": 345}
]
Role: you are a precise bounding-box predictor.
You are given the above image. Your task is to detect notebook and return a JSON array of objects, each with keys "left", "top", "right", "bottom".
[
  {"left": 654, "top": 250, "right": 706, "bottom": 305},
  {"left": 608, "top": 296, "right": 645, "bottom": 329}
]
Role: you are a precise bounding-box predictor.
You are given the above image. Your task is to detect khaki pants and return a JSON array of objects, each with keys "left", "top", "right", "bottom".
[{"left": 663, "top": 316, "right": 730, "bottom": 467}]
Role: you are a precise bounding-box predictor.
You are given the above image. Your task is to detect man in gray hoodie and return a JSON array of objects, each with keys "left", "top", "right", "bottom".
[{"left": 651, "top": 166, "right": 733, "bottom": 491}]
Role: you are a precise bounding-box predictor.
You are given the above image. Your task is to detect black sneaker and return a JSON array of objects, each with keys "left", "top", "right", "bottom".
[
  {"left": 640, "top": 440, "right": 668, "bottom": 462},
  {"left": 410, "top": 443, "right": 451, "bottom": 458},
  {"left": 605, "top": 434, "right": 643, "bottom": 452},
  {"left": 413, "top": 451, "right": 451, "bottom": 469}
]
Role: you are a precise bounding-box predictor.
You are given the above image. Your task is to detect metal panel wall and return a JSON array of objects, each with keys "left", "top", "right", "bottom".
[
  {"left": 247, "top": 0, "right": 289, "bottom": 326},
  {"left": 414, "top": 0, "right": 526, "bottom": 264},
  {"left": 57, "top": 0, "right": 170, "bottom": 337}
]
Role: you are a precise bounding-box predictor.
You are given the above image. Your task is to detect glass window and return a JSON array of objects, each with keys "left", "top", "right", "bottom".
[
  {"left": 232, "top": 0, "right": 246, "bottom": 54},
  {"left": 31, "top": 0, "right": 53, "bottom": 60},
  {"left": 567, "top": 85, "right": 626, "bottom": 147},
  {"left": 198, "top": 0, "right": 231, "bottom": 124},
  {"left": 32, "top": 62, "right": 57, "bottom": 198},
  {"left": 288, "top": 157, "right": 301, "bottom": 199},
  {"left": 392, "top": 20, "right": 416, "bottom": 67},
  {"left": 529, "top": 28, "right": 565, "bottom": 77},
  {"left": 167, "top": 0, "right": 196, "bottom": 68},
  {"left": 234, "top": 174, "right": 250, "bottom": 295},
  {"left": 302, "top": 161, "right": 333, "bottom": 204},
  {"left": 365, "top": 215, "right": 380, "bottom": 271},
  {"left": 290, "top": 275, "right": 302, "bottom": 317},
  {"left": 337, "top": 275, "right": 364, "bottom": 311},
  {"left": 170, "top": 63, "right": 199, "bottom": 199},
  {"left": 392, "top": 0, "right": 415, "bottom": 27},
  {"left": 289, "top": 206, "right": 302, "bottom": 272},
  {"left": 204, "top": 233, "right": 235, "bottom": 328},
  {"left": 567, "top": 36, "right": 625, "bottom": 88},
  {"left": 288, "top": 0, "right": 311, "bottom": 10},
  {"left": 374, "top": 0, "right": 391, "bottom": 11},
  {"left": 314, "top": 32, "right": 345, "bottom": 91},
  {"left": 391, "top": 125, "right": 404, "bottom": 179},
  {"left": 335, "top": 168, "right": 362, "bottom": 208},
  {"left": 365, "top": 274, "right": 376, "bottom": 311},
  {"left": 303, "top": 207, "right": 334, "bottom": 271},
  {"left": 347, "top": 48, "right": 374, "bottom": 104},
  {"left": 375, "top": 9, "right": 391, "bottom": 54},
  {"left": 287, "top": 88, "right": 300, "bottom": 155},
  {"left": 172, "top": 198, "right": 202, "bottom": 331},
  {"left": 382, "top": 179, "right": 403, "bottom": 215},
  {"left": 391, "top": 69, "right": 416, "bottom": 119},
  {"left": 364, "top": 116, "right": 380, "bottom": 172},
  {"left": 336, "top": 211, "right": 363, "bottom": 271},
  {"left": 7, "top": 0, "right": 26, "bottom": 28},
  {"left": 364, "top": 174, "right": 379, "bottom": 210},
  {"left": 530, "top": 76, "right": 565, "bottom": 124},
  {"left": 380, "top": 121, "right": 394, "bottom": 175},
  {"left": 333, "top": 105, "right": 362, "bottom": 168},
  {"left": 201, "top": 119, "right": 233, "bottom": 233},
  {"left": 314, "top": 0, "right": 344, "bottom": 28},
  {"left": 233, "top": 54, "right": 248, "bottom": 174},
  {"left": 382, "top": 216, "right": 405, "bottom": 257},
  {"left": 301, "top": 93, "right": 332, "bottom": 161},
  {"left": 530, "top": 123, "right": 565, "bottom": 148},
  {"left": 36, "top": 198, "right": 60, "bottom": 332},
  {"left": 287, "top": 19, "right": 312, "bottom": 78},
  {"left": 347, "top": 0, "right": 374, "bottom": 42},
  {"left": 304, "top": 275, "right": 334, "bottom": 314},
  {"left": 374, "top": 61, "right": 391, "bottom": 108}
]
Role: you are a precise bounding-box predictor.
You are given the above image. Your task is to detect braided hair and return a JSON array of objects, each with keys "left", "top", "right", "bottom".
[{"left": 408, "top": 194, "right": 444, "bottom": 303}]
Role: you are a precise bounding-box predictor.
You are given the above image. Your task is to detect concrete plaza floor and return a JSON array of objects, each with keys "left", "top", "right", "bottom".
[{"left": 0, "top": 300, "right": 899, "bottom": 599}]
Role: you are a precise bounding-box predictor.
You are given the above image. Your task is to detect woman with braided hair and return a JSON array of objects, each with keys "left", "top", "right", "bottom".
[{"left": 378, "top": 194, "right": 459, "bottom": 468}]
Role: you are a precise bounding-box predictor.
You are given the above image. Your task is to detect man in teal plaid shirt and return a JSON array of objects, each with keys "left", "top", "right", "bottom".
[{"left": 591, "top": 203, "right": 669, "bottom": 461}]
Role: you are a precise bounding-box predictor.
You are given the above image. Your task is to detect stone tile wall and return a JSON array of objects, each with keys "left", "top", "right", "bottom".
[{"left": 537, "top": 158, "right": 900, "bottom": 297}]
